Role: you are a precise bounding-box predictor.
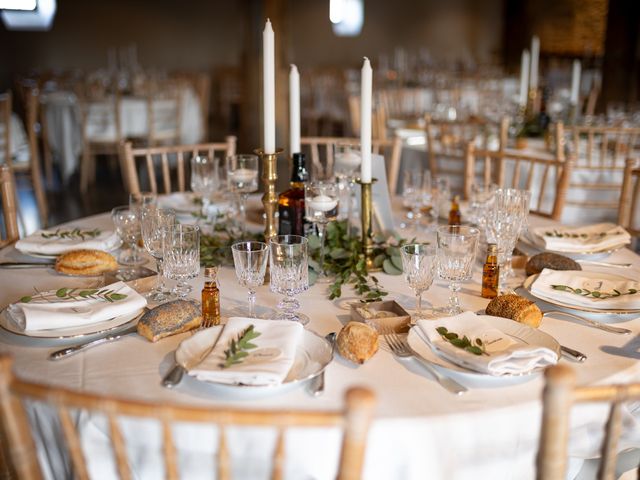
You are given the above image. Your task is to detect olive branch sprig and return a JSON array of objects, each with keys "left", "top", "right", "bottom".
[
  {"left": 551, "top": 284, "right": 638, "bottom": 300},
  {"left": 543, "top": 230, "right": 621, "bottom": 239},
  {"left": 220, "top": 325, "right": 261, "bottom": 368},
  {"left": 41, "top": 228, "right": 101, "bottom": 241},
  {"left": 436, "top": 326, "right": 488, "bottom": 356},
  {"left": 19, "top": 287, "right": 128, "bottom": 304}
]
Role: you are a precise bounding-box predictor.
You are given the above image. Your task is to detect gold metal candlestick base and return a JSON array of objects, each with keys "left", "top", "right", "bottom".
[
  {"left": 527, "top": 87, "right": 539, "bottom": 116},
  {"left": 255, "top": 148, "right": 283, "bottom": 241},
  {"left": 358, "top": 178, "right": 379, "bottom": 272}
]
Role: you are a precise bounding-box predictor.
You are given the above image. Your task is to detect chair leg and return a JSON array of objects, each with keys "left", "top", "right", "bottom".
[{"left": 80, "top": 149, "right": 92, "bottom": 194}]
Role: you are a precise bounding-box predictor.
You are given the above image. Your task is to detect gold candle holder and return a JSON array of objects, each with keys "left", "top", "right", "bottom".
[
  {"left": 358, "top": 178, "right": 378, "bottom": 272},
  {"left": 527, "top": 87, "right": 539, "bottom": 115},
  {"left": 255, "top": 148, "right": 283, "bottom": 241}
]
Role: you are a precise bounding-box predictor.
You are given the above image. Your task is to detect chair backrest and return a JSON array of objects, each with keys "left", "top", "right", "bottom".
[
  {"left": 300, "top": 135, "right": 403, "bottom": 192},
  {"left": 121, "top": 137, "right": 237, "bottom": 194},
  {"left": 565, "top": 124, "right": 640, "bottom": 167},
  {"left": 0, "top": 91, "right": 11, "bottom": 167},
  {"left": 347, "top": 95, "right": 388, "bottom": 140},
  {"left": 467, "top": 144, "right": 572, "bottom": 220},
  {"left": 618, "top": 157, "right": 640, "bottom": 236},
  {"left": 0, "top": 165, "right": 19, "bottom": 247},
  {"left": 146, "top": 78, "right": 184, "bottom": 146},
  {"left": 537, "top": 364, "right": 640, "bottom": 480},
  {"left": 0, "top": 355, "right": 375, "bottom": 480}
]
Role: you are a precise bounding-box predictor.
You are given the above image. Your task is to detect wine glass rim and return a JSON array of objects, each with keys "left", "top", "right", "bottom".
[
  {"left": 436, "top": 225, "right": 479, "bottom": 236},
  {"left": 401, "top": 243, "right": 436, "bottom": 255},
  {"left": 269, "top": 234, "right": 308, "bottom": 245},
  {"left": 232, "top": 241, "right": 268, "bottom": 252}
]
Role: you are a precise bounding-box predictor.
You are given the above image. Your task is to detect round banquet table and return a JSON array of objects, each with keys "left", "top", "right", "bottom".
[{"left": 1, "top": 209, "right": 640, "bottom": 480}]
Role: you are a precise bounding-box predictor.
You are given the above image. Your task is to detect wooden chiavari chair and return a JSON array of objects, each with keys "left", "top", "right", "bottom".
[
  {"left": 0, "top": 355, "right": 375, "bottom": 480},
  {"left": 0, "top": 92, "right": 10, "bottom": 168},
  {"left": 347, "top": 95, "right": 388, "bottom": 140},
  {"left": 121, "top": 137, "right": 237, "bottom": 195},
  {"left": 466, "top": 143, "right": 572, "bottom": 220},
  {"left": 565, "top": 124, "right": 640, "bottom": 167},
  {"left": 0, "top": 165, "right": 19, "bottom": 247},
  {"left": 537, "top": 364, "right": 640, "bottom": 480},
  {"left": 618, "top": 157, "right": 640, "bottom": 237},
  {"left": 171, "top": 71, "right": 211, "bottom": 140},
  {"left": 299, "top": 135, "right": 403, "bottom": 193},
  {"left": 145, "top": 78, "right": 184, "bottom": 147}
]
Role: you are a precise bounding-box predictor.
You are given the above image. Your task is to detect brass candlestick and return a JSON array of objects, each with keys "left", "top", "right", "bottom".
[
  {"left": 358, "top": 178, "right": 378, "bottom": 271},
  {"left": 255, "top": 148, "right": 283, "bottom": 240},
  {"left": 527, "top": 87, "right": 539, "bottom": 115}
]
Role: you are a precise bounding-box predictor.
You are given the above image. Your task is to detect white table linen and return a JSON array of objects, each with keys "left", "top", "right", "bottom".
[
  {"left": 1, "top": 211, "right": 640, "bottom": 479},
  {"left": 15, "top": 228, "right": 120, "bottom": 255}
]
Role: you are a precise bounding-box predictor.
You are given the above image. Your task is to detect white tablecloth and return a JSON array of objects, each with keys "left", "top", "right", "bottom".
[
  {"left": 1, "top": 210, "right": 640, "bottom": 479},
  {"left": 41, "top": 87, "right": 204, "bottom": 182}
]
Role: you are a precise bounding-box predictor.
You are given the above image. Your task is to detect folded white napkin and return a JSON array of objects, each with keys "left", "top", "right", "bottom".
[
  {"left": 532, "top": 223, "right": 631, "bottom": 252},
  {"left": 189, "top": 317, "right": 303, "bottom": 386},
  {"left": 531, "top": 268, "right": 640, "bottom": 309},
  {"left": 157, "top": 193, "right": 231, "bottom": 216},
  {"left": 15, "top": 228, "right": 120, "bottom": 255},
  {"left": 417, "top": 312, "right": 558, "bottom": 376},
  {"left": 7, "top": 281, "right": 147, "bottom": 332}
]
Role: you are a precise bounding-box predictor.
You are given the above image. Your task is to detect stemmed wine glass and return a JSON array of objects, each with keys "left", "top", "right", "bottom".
[
  {"left": 231, "top": 241, "right": 269, "bottom": 318},
  {"left": 111, "top": 206, "right": 146, "bottom": 266},
  {"left": 431, "top": 177, "right": 451, "bottom": 225},
  {"left": 140, "top": 206, "right": 176, "bottom": 303},
  {"left": 402, "top": 169, "right": 432, "bottom": 233},
  {"left": 400, "top": 243, "right": 436, "bottom": 321},
  {"left": 305, "top": 181, "right": 339, "bottom": 280},
  {"left": 226, "top": 154, "right": 259, "bottom": 237},
  {"left": 269, "top": 235, "right": 309, "bottom": 325},
  {"left": 190, "top": 155, "right": 220, "bottom": 221},
  {"left": 468, "top": 182, "right": 497, "bottom": 230},
  {"left": 333, "top": 142, "right": 361, "bottom": 234},
  {"left": 436, "top": 225, "right": 479, "bottom": 315},
  {"left": 162, "top": 224, "right": 200, "bottom": 299}
]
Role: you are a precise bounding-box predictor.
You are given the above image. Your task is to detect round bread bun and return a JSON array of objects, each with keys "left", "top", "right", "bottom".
[
  {"left": 337, "top": 321, "right": 379, "bottom": 364},
  {"left": 525, "top": 252, "right": 581, "bottom": 276},
  {"left": 55, "top": 249, "right": 118, "bottom": 276},
  {"left": 485, "top": 294, "right": 543, "bottom": 328}
]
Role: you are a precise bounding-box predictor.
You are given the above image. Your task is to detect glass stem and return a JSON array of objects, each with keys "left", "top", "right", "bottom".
[
  {"left": 416, "top": 291, "right": 422, "bottom": 319},
  {"left": 155, "top": 258, "right": 164, "bottom": 291},
  {"left": 318, "top": 222, "right": 327, "bottom": 276},
  {"left": 248, "top": 289, "right": 256, "bottom": 317},
  {"left": 448, "top": 281, "right": 461, "bottom": 313},
  {"left": 239, "top": 193, "right": 247, "bottom": 237}
]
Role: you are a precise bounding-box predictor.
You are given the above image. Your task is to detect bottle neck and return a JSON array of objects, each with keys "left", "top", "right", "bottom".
[{"left": 290, "top": 152, "right": 308, "bottom": 184}]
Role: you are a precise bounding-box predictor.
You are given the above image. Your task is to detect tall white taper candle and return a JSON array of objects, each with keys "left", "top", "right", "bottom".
[
  {"left": 263, "top": 19, "right": 275, "bottom": 154},
  {"left": 519, "top": 49, "right": 530, "bottom": 107},
  {"left": 289, "top": 64, "right": 301, "bottom": 154},
  {"left": 360, "top": 57, "right": 372, "bottom": 183},
  {"left": 529, "top": 35, "right": 540, "bottom": 90},
  {"left": 570, "top": 60, "right": 581, "bottom": 106}
]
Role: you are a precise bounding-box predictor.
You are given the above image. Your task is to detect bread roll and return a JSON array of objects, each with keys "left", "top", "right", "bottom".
[
  {"left": 137, "top": 300, "right": 202, "bottom": 342},
  {"left": 485, "top": 294, "right": 543, "bottom": 328},
  {"left": 525, "top": 252, "right": 581, "bottom": 276},
  {"left": 336, "top": 322, "right": 379, "bottom": 364},
  {"left": 55, "top": 249, "right": 118, "bottom": 276}
]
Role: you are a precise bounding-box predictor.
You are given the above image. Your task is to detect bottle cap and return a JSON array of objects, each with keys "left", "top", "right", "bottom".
[
  {"left": 487, "top": 243, "right": 497, "bottom": 253},
  {"left": 204, "top": 266, "right": 218, "bottom": 279}
]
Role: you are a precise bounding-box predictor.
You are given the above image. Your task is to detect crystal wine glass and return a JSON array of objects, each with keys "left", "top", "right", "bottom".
[
  {"left": 402, "top": 169, "right": 432, "bottom": 233},
  {"left": 401, "top": 243, "right": 436, "bottom": 321},
  {"left": 140, "top": 206, "right": 176, "bottom": 303},
  {"left": 227, "top": 154, "right": 259, "bottom": 237},
  {"left": 190, "top": 155, "right": 220, "bottom": 221},
  {"left": 305, "top": 181, "right": 339, "bottom": 280},
  {"left": 431, "top": 177, "right": 451, "bottom": 225},
  {"left": 469, "top": 182, "right": 497, "bottom": 230},
  {"left": 162, "top": 224, "right": 200, "bottom": 299},
  {"left": 269, "top": 235, "right": 309, "bottom": 325},
  {"left": 333, "top": 142, "right": 361, "bottom": 235},
  {"left": 436, "top": 225, "right": 479, "bottom": 315},
  {"left": 231, "top": 241, "right": 269, "bottom": 318},
  {"left": 111, "top": 206, "right": 146, "bottom": 266}
]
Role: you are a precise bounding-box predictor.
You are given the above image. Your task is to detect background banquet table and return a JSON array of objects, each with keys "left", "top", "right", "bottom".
[{"left": 1, "top": 208, "right": 640, "bottom": 479}]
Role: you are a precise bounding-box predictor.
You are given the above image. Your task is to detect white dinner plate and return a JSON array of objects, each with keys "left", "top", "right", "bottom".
[
  {"left": 523, "top": 230, "right": 626, "bottom": 260},
  {"left": 16, "top": 238, "right": 122, "bottom": 259},
  {"left": 0, "top": 307, "right": 145, "bottom": 339},
  {"left": 406, "top": 315, "right": 560, "bottom": 387},
  {"left": 523, "top": 273, "right": 640, "bottom": 316},
  {"left": 176, "top": 326, "right": 333, "bottom": 398}
]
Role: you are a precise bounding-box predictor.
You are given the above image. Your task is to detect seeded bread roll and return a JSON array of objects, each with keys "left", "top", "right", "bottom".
[
  {"left": 525, "top": 252, "right": 581, "bottom": 276},
  {"left": 137, "top": 300, "right": 202, "bottom": 342},
  {"left": 336, "top": 322, "right": 379, "bottom": 364},
  {"left": 55, "top": 249, "right": 118, "bottom": 276},
  {"left": 485, "top": 294, "right": 543, "bottom": 328}
]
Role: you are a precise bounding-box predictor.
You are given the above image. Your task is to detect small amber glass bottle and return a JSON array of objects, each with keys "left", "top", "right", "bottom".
[
  {"left": 481, "top": 243, "right": 499, "bottom": 299},
  {"left": 448, "top": 195, "right": 462, "bottom": 225},
  {"left": 202, "top": 266, "right": 221, "bottom": 326}
]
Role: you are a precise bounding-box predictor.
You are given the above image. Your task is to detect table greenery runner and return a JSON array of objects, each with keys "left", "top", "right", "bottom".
[{"left": 199, "top": 220, "right": 410, "bottom": 302}]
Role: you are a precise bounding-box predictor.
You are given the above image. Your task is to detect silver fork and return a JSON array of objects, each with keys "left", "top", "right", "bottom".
[{"left": 382, "top": 327, "right": 468, "bottom": 395}]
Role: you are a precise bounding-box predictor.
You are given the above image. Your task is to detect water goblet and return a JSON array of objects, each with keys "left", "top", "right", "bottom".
[
  {"left": 227, "top": 154, "right": 259, "bottom": 237},
  {"left": 400, "top": 243, "right": 436, "bottom": 321},
  {"left": 333, "top": 142, "right": 361, "bottom": 234},
  {"left": 305, "top": 181, "right": 339, "bottom": 280},
  {"left": 190, "top": 155, "right": 220, "bottom": 221},
  {"left": 163, "top": 224, "right": 200, "bottom": 299},
  {"left": 469, "top": 182, "right": 497, "bottom": 229},
  {"left": 231, "top": 241, "right": 269, "bottom": 318},
  {"left": 269, "top": 235, "right": 309, "bottom": 325},
  {"left": 140, "top": 206, "right": 176, "bottom": 303},
  {"left": 111, "top": 206, "right": 146, "bottom": 266},
  {"left": 436, "top": 225, "right": 479, "bottom": 315},
  {"left": 402, "top": 169, "right": 432, "bottom": 233},
  {"left": 431, "top": 177, "right": 451, "bottom": 224}
]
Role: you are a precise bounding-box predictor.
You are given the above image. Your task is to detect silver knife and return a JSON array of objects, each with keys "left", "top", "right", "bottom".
[
  {"left": 0, "top": 262, "right": 54, "bottom": 269},
  {"left": 49, "top": 324, "right": 138, "bottom": 360},
  {"left": 162, "top": 323, "right": 227, "bottom": 389},
  {"left": 560, "top": 345, "right": 587, "bottom": 362}
]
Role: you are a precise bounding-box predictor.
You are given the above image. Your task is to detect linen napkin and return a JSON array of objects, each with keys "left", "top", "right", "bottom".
[
  {"left": 189, "top": 317, "right": 303, "bottom": 386},
  {"left": 7, "top": 281, "right": 147, "bottom": 332},
  {"left": 531, "top": 268, "right": 640, "bottom": 310},
  {"left": 15, "top": 228, "right": 120, "bottom": 255},
  {"left": 157, "top": 193, "right": 231, "bottom": 217},
  {"left": 417, "top": 312, "right": 558, "bottom": 376},
  {"left": 532, "top": 223, "right": 631, "bottom": 253}
]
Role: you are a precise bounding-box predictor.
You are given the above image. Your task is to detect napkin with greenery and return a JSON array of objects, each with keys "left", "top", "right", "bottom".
[
  {"left": 532, "top": 223, "right": 630, "bottom": 252},
  {"left": 15, "top": 227, "right": 120, "bottom": 255}
]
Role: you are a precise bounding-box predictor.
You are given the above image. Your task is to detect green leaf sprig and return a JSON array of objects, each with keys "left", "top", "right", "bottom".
[
  {"left": 41, "top": 228, "right": 101, "bottom": 241},
  {"left": 551, "top": 284, "right": 638, "bottom": 300},
  {"left": 543, "top": 230, "right": 621, "bottom": 239},
  {"left": 20, "top": 287, "right": 128, "bottom": 304},
  {"left": 220, "top": 325, "right": 261, "bottom": 368},
  {"left": 435, "top": 326, "right": 488, "bottom": 356},
  {"left": 199, "top": 220, "right": 263, "bottom": 267}
]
